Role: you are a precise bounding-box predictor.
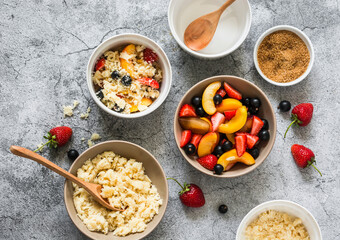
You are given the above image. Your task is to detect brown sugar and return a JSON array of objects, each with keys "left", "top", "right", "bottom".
[{"left": 257, "top": 30, "right": 310, "bottom": 83}]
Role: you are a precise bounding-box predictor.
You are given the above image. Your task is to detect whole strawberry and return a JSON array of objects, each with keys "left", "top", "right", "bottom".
[
  {"left": 168, "top": 178, "right": 205, "bottom": 208},
  {"left": 291, "top": 144, "right": 322, "bottom": 176},
  {"left": 34, "top": 126, "right": 72, "bottom": 152},
  {"left": 197, "top": 154, "right": 218, "bottom": 170},
  {"left": 284, "top": 103, "right": 313, "bottom": 138}
]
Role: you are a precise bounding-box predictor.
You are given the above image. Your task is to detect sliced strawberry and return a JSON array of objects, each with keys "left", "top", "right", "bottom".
[
  {"left": 223, "top": 82, "right": 242, "bottom": 100},
  {"left": 180, "top": 130, "right": 192, "bottom": 148},
  {"left": 137, "top": 77, "right": 160, "bottom": 89},
  {"left": 250, "top": 116, "right": 264, "bottom": 136},
  {"left": 143, "top": 48, "right": 158, "bottom": 63},
  {"left": 95, "top": 58, "right": 105, "bottom": 71},
  {"left": 179, "top": 104, "right": 197, "bottom": 117},
  {"left": 190, "top": 134, "right": 203, "bottom": 149},
  {"left": 235, "top": 135, "right": 247, "bottom": 157},
  {"left": 224, "top": 110, "right": 237, "bottom": 121},
  {"left": 246, "top": 134, "right": 259, "bottom": 149},
  {"left": 216, "top": 88, "right": 227, "bottom": 98},
  {"left": 211, "top": 112, "right": 225, "bottom": 132},
  {"left": 197, "top": 154, "right": 218, "bottom": 170}
]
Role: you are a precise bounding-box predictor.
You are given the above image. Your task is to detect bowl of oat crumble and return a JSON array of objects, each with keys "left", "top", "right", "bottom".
[
  {"left": 87, "top": 33, "right": 172, "bottom": 118},
  {"left": 64, "top": 140, "right": 169, "bottom": 240}
]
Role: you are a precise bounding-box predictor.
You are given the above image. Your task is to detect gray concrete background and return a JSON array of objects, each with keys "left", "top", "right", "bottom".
[{"left": 1, "top": 0, "right": 339, "bottom": 239}]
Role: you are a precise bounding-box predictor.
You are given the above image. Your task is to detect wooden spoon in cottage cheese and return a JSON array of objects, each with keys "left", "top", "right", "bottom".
[{"left": 10, "top": 145, "right": 124, "bottom": 212}]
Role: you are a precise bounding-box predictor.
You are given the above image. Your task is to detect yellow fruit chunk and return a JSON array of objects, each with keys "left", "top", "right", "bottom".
[
  {"left": 226, "top": 133, "right": 235, "bottom": 144},
  {"left": 200, "top": 117, "right": 213, "bottom": 132},
  {"left": 216, "top": 98, "right": 242, "bottom": 112},
  {"left": 130, "top": 105, "right": 138, "bottom": 112},
  {"left": 141, "top": 97, "right": 152, "bottom": 106},
  {"left": 197, "top": 132, "right": 220, "bottom": 157},
  {"left": 217, "top": 149, "right": 255, "bottom": 171},
  {"left": 218, "top": 106, "right": 247, "bottom": 134},
  {"left": 120, "top": 44, "right": 136, "bottom": 78},
  {"left": 202, "top": 81, "right": 221, "bottom": 115}
]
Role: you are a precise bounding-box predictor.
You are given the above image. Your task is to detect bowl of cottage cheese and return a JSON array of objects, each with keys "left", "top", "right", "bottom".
[{"left": 64, "top": 140, "right": 168, "bottom": 240}]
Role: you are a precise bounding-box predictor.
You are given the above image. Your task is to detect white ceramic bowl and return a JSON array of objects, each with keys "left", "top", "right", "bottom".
[
  {"left": 87, "top": 33, "right": 172, "bottom": 118},
  {"left": 168, "top": 0, "right": 252, "bottom": 59},
  {"left": 236, "top": 200, "right": 322, "bottom": 240},
  {"left": 254, "top": 25, "right": 315, "bottom": 86}
]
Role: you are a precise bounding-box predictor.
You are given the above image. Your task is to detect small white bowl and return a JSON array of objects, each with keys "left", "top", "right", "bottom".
[
  {"left": 254, "top": 25, "right": 315, "bottom": 86},
  {"left": 87, "top": 33, "right": 172, "bottom": 118},
  {"left": 168, "top": 0, "right": 252, "bottom": 59},
  {"left": 236, "top": 200, "right": 322, "bottom": 240}
]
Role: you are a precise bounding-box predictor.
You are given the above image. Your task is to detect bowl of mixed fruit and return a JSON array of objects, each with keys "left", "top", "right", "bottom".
[{"left": 174, "top": 76, "right": 276, "bottom": 178}]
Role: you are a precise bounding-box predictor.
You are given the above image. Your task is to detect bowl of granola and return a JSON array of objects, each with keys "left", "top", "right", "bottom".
[
  {"left": 87, "top": 33, "right": 172, "bottom": 118},
  {"left": 64, "top": 140, "right": 169, "bottom": 239}
]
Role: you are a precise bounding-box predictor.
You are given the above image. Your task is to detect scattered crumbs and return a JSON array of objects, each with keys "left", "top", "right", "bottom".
[
  {"left": 63, "top": 105, "right": 74, "bottom": 117},
  {"left": 87, "top": 140, "right": 93, "bottom": 147},
  {"left": 80, "top": 107, "right": 91, "bottom": 119},
  {"left": 87, "top": 133, "right": 101, "bottom": 147},
  {"left": 73, "top": 100, "right": 80, "bottom": 108},
  {"left": 81, "top": 137, "right": 85, "bottom": 142}
]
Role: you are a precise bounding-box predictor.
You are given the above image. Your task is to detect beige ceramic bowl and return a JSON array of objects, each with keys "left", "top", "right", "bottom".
[
  {"left": 174, "top": 75, "right": 276, "bottom": 178},
  {"left": 64, "top": 140, "right": 168, "bottom": 240}
]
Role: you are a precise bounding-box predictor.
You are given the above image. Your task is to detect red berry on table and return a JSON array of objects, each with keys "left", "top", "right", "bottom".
[
  {"left": 223, "top": 82, "right": 242, "bottom": 100},
  {"left": 137, "top": 77, "right": 160, "bottom": 89},
  {"left": 143, "top": 48, "right": 158, "bottom": 63},
  {"left": 168, "top": 178, "right": 205, "bottom": 208},
  {"left": 95, "top": 58, "right": 105, "bottom": 71},
  {"left": 291, "top": 144, "right": 322, "bottom": 176},
  {"left": 180, "top": 130, "right": 192, "bottom": 148},
  {"left": 179, "top": 104, "right": 197, "bottom": 117},
  {"left": 235, "top": 134, "right": 247, "bottom": 157},
  {"left": 35, "top": 126, "right": 72, "bottom": 152},
  {"left": 250, "top": 116, "right": 264, "bottom": 136},
  {"left": 197, "top": 154, "right": 218, "bottom": 170},
  {"left": 285, "top": 103, "right": 313, "bottom": 138}
]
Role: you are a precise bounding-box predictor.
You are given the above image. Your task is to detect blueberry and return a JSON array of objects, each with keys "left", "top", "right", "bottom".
[
  {"left": 111, "top": 70, "right": 120, "bottom": 79},
  {"left": 191, "top": 96, "right": 202, "bottom": 107},
  {"left": 113, "top": 103, "right": 124, "bottom": 112},
  {"left": 250, "top": 98, "right": 261, "bottom": 108},
  {"left": 222, "top": 141, "right": 233, "bottom": 152},
  {"left": 121, "top": 75, "right": 132, "bottom": 86},
  {"left": 184, "top": 143, "right": 196, "bottom": 155},
  {"left": 196, "top": 107, "right": 206, "bottom": 117},
  {"left": 213, "top": 94, "right": 223, "bottom": 105},
  {"left": 258, "top": 129, "right": 270, "bottom": 141},
  {"left": 96, "top": 90, "right": 104, "bottom": 100},
  {"left": 248, "top": 106, "right": 259, "bottom": 115},
  {"left": 214, "top": 164, "right": 224, "bottom": 175},
  {"left": 261, "top": 119, "right": 269, "bottom": 130},
  {"left": 242, "top": 97, "right": 251, "bottom": 107},
  {"left": 67, "top": 149, "right": 79, "bottom": 161},
  {"left": 278, "top": 100, "right": 291, "bottom": 112},
  {"left": 248, "top": 147, "right": 260, "bottom": 159},
  {"left": 218, "top": 204, "right": 228, "bottom": 214},
  {"left": 213, "top": 145, "right": 224, "bottom": 158}
]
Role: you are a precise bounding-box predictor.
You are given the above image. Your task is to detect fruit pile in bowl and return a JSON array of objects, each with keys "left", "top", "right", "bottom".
[{"left": 174, "top": 76, "right": 277, "bottom": 178}]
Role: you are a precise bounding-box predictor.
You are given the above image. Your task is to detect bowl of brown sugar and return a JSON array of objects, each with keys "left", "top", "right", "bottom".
[{"left": 254, "top": 25, "right": 314, "bottom": 86}]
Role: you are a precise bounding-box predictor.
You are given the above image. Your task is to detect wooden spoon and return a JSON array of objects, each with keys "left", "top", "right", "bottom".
[
  {"left": 184, "top": 0, "right": 237, "bottom": 51},
  {"left": 10, "top": 145, "right": 123, "bottom": 211}
]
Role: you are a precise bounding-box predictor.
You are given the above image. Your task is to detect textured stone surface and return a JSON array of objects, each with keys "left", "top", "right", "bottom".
[{"left": 1, "top": 0, "right": 339, "bottom": 239}]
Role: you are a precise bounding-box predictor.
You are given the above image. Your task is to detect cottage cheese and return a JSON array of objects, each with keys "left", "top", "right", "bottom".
[
  {"left": 73, "top": 151, "right": 162, "bottom": 236},
  {"left": 92, "top": 44, "right": 162, "bottom": 114},
  {"left": 245, "top": 210, "right": 310, "bottom": 240}
]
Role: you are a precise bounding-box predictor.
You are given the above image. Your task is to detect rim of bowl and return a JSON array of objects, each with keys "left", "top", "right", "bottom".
[
  {"left": 63, "top": 140, "right": 169, "bottom": 240},
  {"left": 86, "top": 33, "right": 172, "bottom": 118},
  {"left": 253, "top": 25, "right": 315, "bottom": 86},
  {"left": 236, "top": 200, "right": 322, "bottom": 240},
  {"left": 167, "top": 0, "right": 252, "bottom": 59},
  {"left": 173, "top": 75, "right": 277, "bottom": 178}
]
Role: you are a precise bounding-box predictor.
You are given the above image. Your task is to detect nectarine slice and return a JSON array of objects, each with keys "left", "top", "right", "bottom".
[
  {"left": 197, "top": 132, "right": 219, "bottom": 157},
  {"left": 217, "top": 149, "right": 255, "bottom": 171},
  {"left": 218, "top": 106, "right": 247, "bottom": 134},
  {"left": 216, "top": 98, "right": 242, "bottom": 112},
  {"left": 202, "top": 81, "right": 221, "bottom": 115},
  {"left": 200, "top": 117, "right": 213, "bottom": 132},
  {"left": 120, "top": 44, "right": 136, "bottom": 78},
  {"left": 179, "top": 117, "right": 210, "bottom": 135}
]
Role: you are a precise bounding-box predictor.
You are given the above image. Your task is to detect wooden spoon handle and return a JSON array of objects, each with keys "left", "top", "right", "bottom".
[
  {"left": 10, "top": 145, "right": 87, "bottom": 189},
  {"left": 218, "top": 0, "right": 237, "bottom": 13}
]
